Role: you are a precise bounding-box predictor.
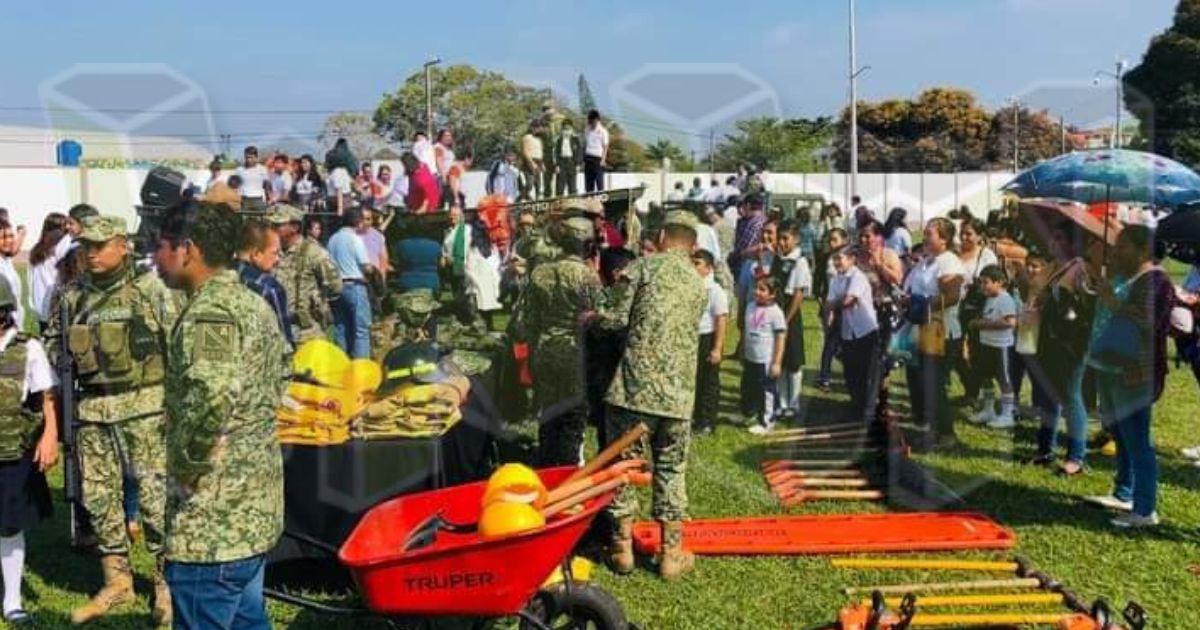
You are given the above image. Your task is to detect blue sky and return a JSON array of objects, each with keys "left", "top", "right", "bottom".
[{"left": 0, "top": 0, "right": 1179, "bottom": 152}]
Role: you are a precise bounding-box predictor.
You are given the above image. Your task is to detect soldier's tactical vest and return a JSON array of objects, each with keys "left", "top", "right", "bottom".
[
  {"left": 67, "top": 273, "right": 165, "bottom": 392},
  {"left": 0, "top": 340, "right": 41, "bottom": 462}
]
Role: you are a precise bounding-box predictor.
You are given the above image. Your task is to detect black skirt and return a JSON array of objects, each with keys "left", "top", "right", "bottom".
[{"left": 0, "top": 449, "right": 52, "bottom": 533}]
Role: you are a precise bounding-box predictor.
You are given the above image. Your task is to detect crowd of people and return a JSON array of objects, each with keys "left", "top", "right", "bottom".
[{"left": 0, "top": 126, "right": 1195, "bottom": 628}]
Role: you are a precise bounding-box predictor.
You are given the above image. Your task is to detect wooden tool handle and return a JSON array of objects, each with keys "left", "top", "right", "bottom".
[
  {"left": 558, "top": 423, "right": 648, "bottom": 487},
  {"left": 832, "top": 559, "right": 1019, "bottom": 572},
  {"left": 907, "top": 612, "right": 1067, "bottom": 626},
  {"left": 544, "top": 459, "right": 646, "bottom": 505},
  {"left": 781, "top": 489, "right": 883, "bottom": 506},
  {"left": 772, "top": 477, "right": 874, "bottom": 489},
  {"left": 542, "top": 475, "right": 627, "bottom": 518},
  {"left": 867, "top": 593, "right": 1062, "bottom": 608},
  {"left": 761, "top": 459, "right": 859, "bottom": 471},
  {"left": 844, "top": 577, "right": 1041, "bottom": 596}
]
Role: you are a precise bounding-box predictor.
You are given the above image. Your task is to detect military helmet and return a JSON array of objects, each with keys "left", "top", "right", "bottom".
[
  {"left": 379, "top": 342, "right": 450, "bottom": 394},
  {"left": 0, "top": 276, "right": 15, "bottom": 311},
  {"left": 553, "top": 216, "right": 596, "bottom": 249}
]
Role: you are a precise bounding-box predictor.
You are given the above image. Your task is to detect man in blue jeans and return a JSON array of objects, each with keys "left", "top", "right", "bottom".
[
  {"left": 155, "top": 201, "right": 288, "bottom": 629},
  {"left": 326, "top": 207, "right": 378, "bottom": 359}
]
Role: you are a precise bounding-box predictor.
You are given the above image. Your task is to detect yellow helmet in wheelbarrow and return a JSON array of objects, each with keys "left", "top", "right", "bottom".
[
  {"left": 481, "top": 463, "right": 547, "bottom": 509},
  {"left": 479, "top": 501, "right": 546, "bottom": 539}
]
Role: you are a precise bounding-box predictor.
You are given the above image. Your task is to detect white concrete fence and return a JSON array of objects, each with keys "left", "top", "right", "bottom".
[{"left": 0, "top": 166, "right": 1017, "bottom": 249}]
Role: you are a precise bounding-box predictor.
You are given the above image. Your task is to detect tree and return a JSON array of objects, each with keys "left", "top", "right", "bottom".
[
  {"left": 374, "top": 64, "right": 559, "bottom": 166},
  {"left": 988, "top": 106, "right": 1067, "bottom": 170},
  {"left": 643, "top": 138, "right": 694, "bottom": 171},
  {"left": 712, "top": 117, "right": 834, "bottom": 172},
  {"left": 841, "top": 91, "right": 1079, "bottom": 172},
  {"left": 319, "top": 112, "right": 390, "bottom": 159},
  {"left": 577, "top": 74, "right": 598, "bottom": 115},
  {"left": 604, "top": 122, "right": 648, "bottom": 172},
  {"left": 1125, "top": 0, "right": 1200, "bottom": 165}
]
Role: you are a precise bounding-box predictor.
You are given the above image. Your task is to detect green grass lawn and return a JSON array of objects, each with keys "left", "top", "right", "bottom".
[{"left": 12, "top": 297, "right": 1200, "bottom": 629}]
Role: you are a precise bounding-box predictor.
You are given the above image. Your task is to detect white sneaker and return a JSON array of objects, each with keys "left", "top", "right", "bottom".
[
  {"left": 1084, "top": 494, "right": 1134, "bottom": 512},
  {"left": 1111, "top": 512, "right": 1159, "bottom": 528},
  {"left": 748, "top": 422, "right": 775, "bottom": 436},
  {"left": 1181, "top": 446, "right": 1200, "bottom": 459},
  {"left": 987, "top": 414, "right": 1015, "bottom": 429}
]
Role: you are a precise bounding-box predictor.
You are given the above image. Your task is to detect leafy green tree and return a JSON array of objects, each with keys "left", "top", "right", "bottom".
[
  {"left": 1125, "top": 0, "right": 1200, "bottom": 165},
  {"left": 988, "top": 106, "right": 1066, "bottom": 170},
  {"left": 577, "top": 74, "right": 598, "bottom": 115},
  {"left": 373, "top": 64, "right": 555, "bottom": 165},
  {"left": 605, "top": 122, "right": 648, "bottom": 172},
  {"left": 643, "top": 138, "right": 694, "bottom": 171},
  {"left": 712, "top": 117, "right": 835, "bottom": 172}
]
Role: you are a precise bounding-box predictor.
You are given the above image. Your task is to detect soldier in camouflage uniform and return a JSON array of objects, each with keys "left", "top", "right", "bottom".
[
  {"left": 155, "top": 202, "right": 287, "bottom": 629},
  {"left": 268, "top": 204, "right": 342, "bottom": 343},
  {"left": 591, "top": 210, "right": 706, "bottom": 581},
  {"left": 44, "top": 216, "right": 179, "bottom": 626},
  {"left": 520, "top": 212, "right": 604, "bottom": 466}
]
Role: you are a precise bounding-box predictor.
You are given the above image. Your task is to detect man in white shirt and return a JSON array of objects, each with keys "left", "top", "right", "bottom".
[
  {"left": 583, "top": 109, "right": 609, "bottom": 193},
  {"left": 267, "top": 155, "right": 293, "bottom": 204},
  {"left": 666, "top": 182, "right": 685, "bottom": 202},
  {"left": 236, "top": 146, "right": 269, "bottom": 212}
]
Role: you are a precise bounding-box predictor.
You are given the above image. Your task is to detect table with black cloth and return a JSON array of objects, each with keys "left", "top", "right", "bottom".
[{"left": 268, "top": 375, "right": 500, "bottom": 566}]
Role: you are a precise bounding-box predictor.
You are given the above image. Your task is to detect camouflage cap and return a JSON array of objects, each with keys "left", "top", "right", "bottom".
[
  {"left": 559, "top": 216, "right": 596, "bottom": 242},
  {"left": 393, "top": 290, "right": 440, "bottom": 315},
  {"left": 662, "top": 210, "right": 699, "bottom": 232},
  {"left": 0, "top": 275, "right": 14, "bottom": 310},
  {"left": 266, "top": 203, "right": 306, "bottom": 225},
  {"left": 77, "top": 215, "right": 129, "bottom": 243}
]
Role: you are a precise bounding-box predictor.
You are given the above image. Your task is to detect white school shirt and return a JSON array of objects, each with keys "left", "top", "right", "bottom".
[
  {"left": 829, "top": 266, "right": 878, "bottom": 340},
  {"left": 697, "top": 275, "right": 730, "bottom": 335},
  {"left": 979, "top": 291, "right": 1018, "bottom": 348},
  {"left": 742, "top": 301, "right": 786, "bottom": 364}
]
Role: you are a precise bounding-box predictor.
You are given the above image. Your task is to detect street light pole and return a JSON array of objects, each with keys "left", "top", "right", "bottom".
[
  {"left": 1094, "top": 59, "right": 1128, "bottom": 149},
  {"left": 1007, "top": 97, "right": 1020, "bottom": 173},
  {"left": 849, "top": 0, "right": 858, "bottom": 201},
  {"left": 424, "top": 57, "right": 442, "bottom": 139}
]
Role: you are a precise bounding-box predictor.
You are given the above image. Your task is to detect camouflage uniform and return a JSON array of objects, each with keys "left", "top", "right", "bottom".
[
  {"left": 44, "top": 261, "right": 178, "bottom": 559},
  {"left": 164, "top": 270, "right": 287, "bottom": 563},
  {"left": 595, "top": 226, "right": 706, "bottom": 521},
  {"left": 275, "top": 216, "right": 342, "bottom": 343},
  {"left": 522, "top": 246, "right": 604, "bottom": 466},
  {"left": 0, "top": 339, "right": 41, "bottom": 463}
]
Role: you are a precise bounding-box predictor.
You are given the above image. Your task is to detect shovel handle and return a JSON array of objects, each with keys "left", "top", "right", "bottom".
[
  {"left": 844, "top": 577, "right": 1042, "bottom": 596},
  {"left": 781, "top": 489, "right": 883, "bottom": 507},
  {"left": 865, "top": 593, "right": 1062, "bottom": 608},
  {"left": 832, "top": 559, "right": 1019, "bottom": 573},
  {"left": 544, "top": 460, "right": 647, "bottom": 505},
  {"left": 542, "top": 475, "right": 627, "bottom": 519},
  {"left": 558, "top": 423, "right": 648, "bottom": 487}
]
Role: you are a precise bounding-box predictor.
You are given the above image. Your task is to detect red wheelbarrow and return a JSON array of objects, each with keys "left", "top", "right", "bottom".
[{"left": 267, "top": 466, "right": 632, "bottom": 629}]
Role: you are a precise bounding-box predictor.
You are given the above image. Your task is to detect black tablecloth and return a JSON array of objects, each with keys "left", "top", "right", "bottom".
[{"left": 268, "top": 376, "right": 499, "bottom": 564}]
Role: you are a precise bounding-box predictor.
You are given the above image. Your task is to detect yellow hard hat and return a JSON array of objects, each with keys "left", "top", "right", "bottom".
[
  {"left": 478, "top": 501, "right": 546, "bottom": 539},
  {"left": 342, "top": 359, "right": 383, "bottom": 394},
  {"left": 293, "top": 339, "right": 351, "bottom": 387},
  {"left": 481, "top": 463, "right": 547, "bottom": 509}
]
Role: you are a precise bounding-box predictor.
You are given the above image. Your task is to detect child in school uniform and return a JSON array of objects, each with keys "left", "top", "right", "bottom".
[
  {"left": 742, "top": 277, "right": 787, "bottom": 435},
  {"left": 772, "top": 220, "right": 812, "bottom": 419},
  {"left": 827, "top": 246, "right": 879, "bottom": 424},
  {"left": 692, "top": 250, "right": 729, "bottom": 436},
  {"left": 970, "top": 265, "right": 1019, "bottom": 428},
  {"left": 0, "top": 276, "right": 58, "bottom": 626}
]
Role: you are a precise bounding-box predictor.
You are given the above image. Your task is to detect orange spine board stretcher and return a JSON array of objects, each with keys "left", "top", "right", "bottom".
[{"left": 631, "top": 512, "right": 1017, "bottom": 555}]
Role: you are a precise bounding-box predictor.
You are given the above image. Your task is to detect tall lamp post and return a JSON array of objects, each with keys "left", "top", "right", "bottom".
[
  {"left": 424, "top": 57, "right": 442, "bottom": 139},
  {"left": 1006, "top": 97, "right": 1021, "bottom": 173},
  {"left": 849, "top": 0, "right": 859, "bottom": 201},
  {"left": 1094, "top": 59, "right": 1128, "bottom": 149}
]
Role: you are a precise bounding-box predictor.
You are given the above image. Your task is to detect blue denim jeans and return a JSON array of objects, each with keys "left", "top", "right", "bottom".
[
  {"left": 333, "top": 282, "right": 372, "bottom": 359},
  {"left": 166, "top": 555, "right": 269, "bottom": 630},
  {"left": 1036, "top": 360, "right": 1088, "bottom": 463},
  {"left": 1097, "top": 371, "right": 1158, "bottom": 517}
]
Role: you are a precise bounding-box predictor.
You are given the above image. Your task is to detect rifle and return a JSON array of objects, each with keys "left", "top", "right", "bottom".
[{"left": 57, "top": 298, "right": 84, "bottom": 547}]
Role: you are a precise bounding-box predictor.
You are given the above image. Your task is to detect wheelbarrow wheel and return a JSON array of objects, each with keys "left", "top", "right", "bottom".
[{"left": 519, "top": 583, "right": 628, "bottom": 630}]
